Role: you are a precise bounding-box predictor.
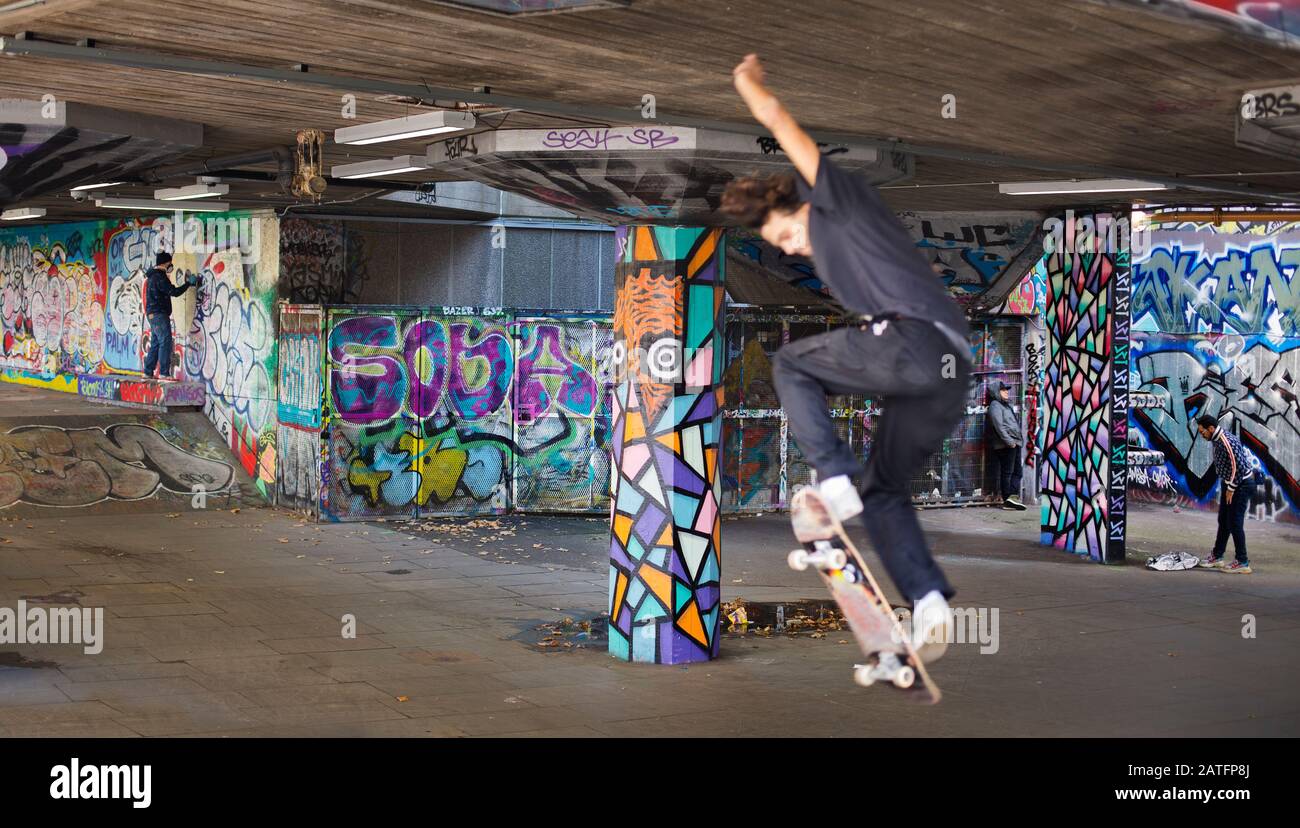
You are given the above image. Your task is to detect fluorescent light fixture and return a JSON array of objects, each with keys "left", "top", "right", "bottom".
[
  {"left": 1, "top": 208, "right": 46, "bottom": 221},
  {"left": 70, "top": 181, "right": 126, "bottom": 192},
  {"left": 331, "top": 155, "right": 430, "bottom": 179},
  {"left": 999, "top": 179, "right": 1171, "bottom": 196},
  {"left": 334, "top": 111, "right": 476, "bottom": 146},
  {"left": 155, "top": 181, "right": 229, "bottom": 201},
  {"left": 94, "top": 197, "right": 229, "bottom": 212}
]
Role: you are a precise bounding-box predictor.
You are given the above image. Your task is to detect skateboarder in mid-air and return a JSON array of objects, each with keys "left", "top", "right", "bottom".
[{"left": 723, "top": 54, "right": 973, "bottom": 661}]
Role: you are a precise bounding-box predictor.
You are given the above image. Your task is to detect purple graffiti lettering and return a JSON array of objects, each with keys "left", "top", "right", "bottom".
[
  {"left": 624, "top": 127, "right": 679, "bottom": 149},
  {"left": 542, "top": 129, "right": 612, "bottom": 150},
  {"left": 404, "top": 320, "right": 449, "bottom": 418},
  {"left": 516, "top": 324, "right": 598, "bottom": 418},
  {"left": 541, "top": 127, "right": 679, "bottom": 152},
  {"left": 447, "top": 322, "right": 512, "bottom": 419},
  {"left": 328, "top": 315, "right": 406, "bottom": 423}
]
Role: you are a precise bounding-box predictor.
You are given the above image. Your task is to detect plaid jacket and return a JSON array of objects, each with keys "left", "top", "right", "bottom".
[{"left": 1209, "top": 427, "right": 1253, "bottom": 493}]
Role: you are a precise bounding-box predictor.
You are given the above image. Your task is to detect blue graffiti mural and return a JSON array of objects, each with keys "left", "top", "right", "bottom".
[
  {"left": 1130, "top": 331, "right": 1300, "bottom": 521},
  {"left": 1134, "top": 243, "right": 1300, "bottom": 336}
]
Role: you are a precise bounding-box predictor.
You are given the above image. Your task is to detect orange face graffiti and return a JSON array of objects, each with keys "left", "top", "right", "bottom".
[{"left": 613, "top": 264, "right": 681, "bottom": 421}]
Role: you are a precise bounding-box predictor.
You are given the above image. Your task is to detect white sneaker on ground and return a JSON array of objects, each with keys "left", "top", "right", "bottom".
[
  {"left": 818, "top": 474, "right": 863, "bottom": 522},
  {"left": 911, "top": 590, "right": 953, "bottom": 663}
]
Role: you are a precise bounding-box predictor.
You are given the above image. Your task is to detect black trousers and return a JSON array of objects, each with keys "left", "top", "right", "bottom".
[
  {"left": 990, "top": 445, "right": 1023, "bottom": 499},
  {"left": 1212, "top": 480, "right": 1254, "bottom": 563},
  {"left": 771, "top": 319, "right": 970, "bottom": 601}
]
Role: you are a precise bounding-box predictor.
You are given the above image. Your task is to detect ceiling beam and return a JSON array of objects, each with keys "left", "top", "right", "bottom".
[{"left": 2, "top": 35, "right": 1298, "bottom": 203}]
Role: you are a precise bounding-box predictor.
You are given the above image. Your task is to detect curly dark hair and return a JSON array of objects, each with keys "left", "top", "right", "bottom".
[{"left": 720, "top": 173, "right": 803, "bottom": 228}]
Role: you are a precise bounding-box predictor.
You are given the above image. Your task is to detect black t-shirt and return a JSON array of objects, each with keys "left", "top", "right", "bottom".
[{"left": 799, "top": 160, "right": 970, "bottom": 344}]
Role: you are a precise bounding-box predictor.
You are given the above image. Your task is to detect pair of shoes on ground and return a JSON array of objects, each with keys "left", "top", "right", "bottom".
[
  {"left": 1201, "top": 555, "right": 1252, "bottom": 574},
  {"left": 1001, "top": 495, "right": 1027, "bottom": 511}
]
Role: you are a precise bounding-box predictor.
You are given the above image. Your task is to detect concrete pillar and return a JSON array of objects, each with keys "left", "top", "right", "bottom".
[
  {"left": 1039, "top": 212, "right": 1131, "bottom": 563},
  {"left": 607, "top": 226, "right": 726, "bottom": 663}
]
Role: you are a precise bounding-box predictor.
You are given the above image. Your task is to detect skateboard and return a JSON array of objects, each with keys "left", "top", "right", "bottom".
[{"left": 787, "top": 485, "right": 941, "bottom": 704}]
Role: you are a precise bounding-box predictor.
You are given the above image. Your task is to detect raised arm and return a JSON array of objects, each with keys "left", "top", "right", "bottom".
[{"left": 732, "top": 54, "right": 821, "bottom": 187}]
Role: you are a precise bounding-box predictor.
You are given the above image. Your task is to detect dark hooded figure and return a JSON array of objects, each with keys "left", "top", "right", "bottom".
[
  {"left": 142, "top": 251, "right": 196, "bottom": 379},
  {"left": 987, "top": 381, "right": 1025, "bottom": 510}
]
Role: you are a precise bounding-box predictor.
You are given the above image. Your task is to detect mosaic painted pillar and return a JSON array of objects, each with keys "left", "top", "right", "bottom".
[
  {"left": 608, "top": 226, "right": 726, "bottom": 663},
  {"left": 1039, "top": 212, "right": 1131, "bottom": 563}
]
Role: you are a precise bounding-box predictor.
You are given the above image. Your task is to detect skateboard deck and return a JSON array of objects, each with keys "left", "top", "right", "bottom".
[{"left": 788, "top": 485, "right": 941, "bottom": 704}]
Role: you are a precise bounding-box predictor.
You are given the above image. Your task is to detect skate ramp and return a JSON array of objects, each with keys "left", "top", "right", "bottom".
[{"left": 0, "top": 403, "right": 263, "bottom": 518}]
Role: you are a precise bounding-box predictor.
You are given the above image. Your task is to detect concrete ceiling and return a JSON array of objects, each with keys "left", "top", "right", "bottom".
[{"left": 4, "top": 0, "right": 1300, "bottom": 221}]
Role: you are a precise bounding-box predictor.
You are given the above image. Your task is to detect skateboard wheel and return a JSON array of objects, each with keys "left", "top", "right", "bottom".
[
  {"left": 854, "top": 665, "right": 876, "bottom": 687},
  {"left": 787, "top": 550, "right": 809, "bottom": 572},
  {"left": 893, "top": 666, "right": 916, "bottom": 690},
  {"left": 826, "top": 549, "right": 848, "bottom": 570}
]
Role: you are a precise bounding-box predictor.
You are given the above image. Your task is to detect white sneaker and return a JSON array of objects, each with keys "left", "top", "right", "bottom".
[
  {"left": 911, "top": 590, "right": 953, "bottom": 663},
  {"left": 818, "top": 474, "right": 863, "bottom": 522}
]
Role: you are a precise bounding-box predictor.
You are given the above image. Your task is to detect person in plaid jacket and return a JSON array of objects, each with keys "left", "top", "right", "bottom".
[{"left": 1196, "top": 415, "right": 1256, "bottom": 573}]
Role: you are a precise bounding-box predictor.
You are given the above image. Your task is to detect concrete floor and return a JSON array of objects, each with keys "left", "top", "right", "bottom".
[{"left": 1, "top": 388, "right": 1297, "bottom": 737}]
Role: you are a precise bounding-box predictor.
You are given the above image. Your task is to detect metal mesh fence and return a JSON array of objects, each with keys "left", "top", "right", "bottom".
[
  {"left": 511, "top": 317, "right": 614, "bottom": 513},
  {"left": 321, "top": 308, "right": 613, "bottom": 521},
  {"left": 311, "top": 305, "right": 1027, "bottom": 520},
  {"left": 719, "top": 310, "right": 1028, "bottom": 511}
]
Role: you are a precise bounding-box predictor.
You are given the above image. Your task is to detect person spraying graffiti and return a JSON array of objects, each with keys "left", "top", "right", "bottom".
[
  {"left": 142, "top": 251, "right": 197, "bottom": 380},
  {"left": 722, "top": 53, "right": 973, "bottom": 660},
  {"left": 987, "top": 381, "right": 1026, "bottom": 510},
  {"left": 1196, "top": 414, "right": 1256, "bottom": 574}
]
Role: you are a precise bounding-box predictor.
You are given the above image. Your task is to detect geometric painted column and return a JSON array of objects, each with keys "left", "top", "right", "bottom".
[
  {"left": 1039, "top": 212, "right": 1130, "bottom": 563},
  {"left": 608, "top": 226, "right": 726, "bottom": 663},
  {"left": 1107, "top": 223, "right": 1132, "bottom": 564}
]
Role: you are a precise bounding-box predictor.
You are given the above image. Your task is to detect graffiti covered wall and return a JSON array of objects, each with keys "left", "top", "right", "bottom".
[
  {"left": 1, "top": 212, "right": 274, "bottom": 390},
  {"left": 183, "top": 213, "right": 279, "bottom": 498},
  {"left": 323, "top": 308, "right": 612, "bottom": 520},
  {"left": 0, "top": 422, "right": 234, "bottom": 508},
  {"left": 279, "top": 218, "right": 371, "bottom": 305},
  {"left": 991, "top": 260, "right": 1048, "bottom": 317},
  {"left": 511, "top": 317, "right": 613, "bottom": 511},
  {"left": 1107, "top": 0, "right": 1300, "bottom": 47},
  {"left": 1131, "top": 217, "right": 1300, "bottom": 523},
  {"left": 1, "top": 220, "right": 106, "bottom": 378},
  {"left": 1, "top": 212, "right": 280, "bottom": 499},
  {"left": 899, "top": 212, "right": 1041, "bottom": 298},
  {"left": 727, "top": 212, "right": 1041, "bottom": 311},
  {"left": 102, "top": 218, "right": 179, "bottom": 377}
]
